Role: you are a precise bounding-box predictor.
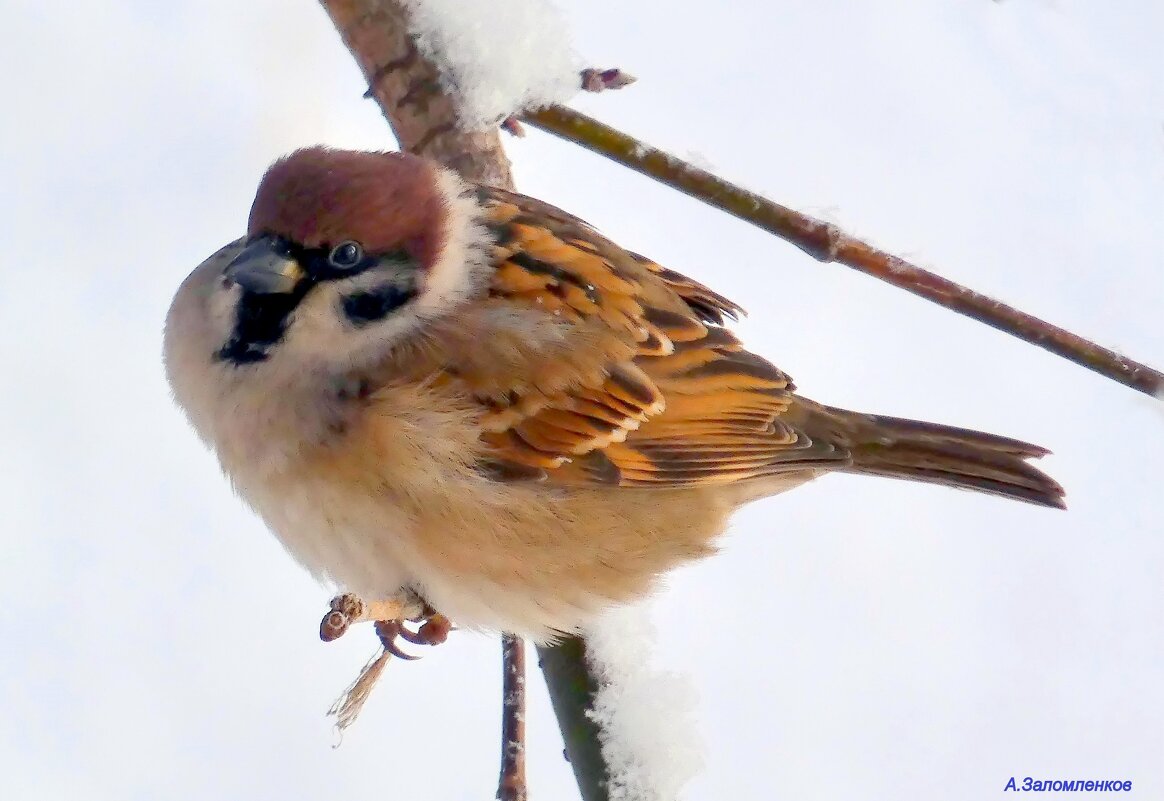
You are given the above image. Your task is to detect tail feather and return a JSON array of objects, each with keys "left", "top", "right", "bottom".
[{"left": 796, "top": 404, "right": 1065, "bottom": 509}]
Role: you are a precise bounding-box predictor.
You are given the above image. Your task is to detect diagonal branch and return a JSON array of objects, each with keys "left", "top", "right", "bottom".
[{"left": 524, "top": 105, "right": 1164, "bottom": 399}]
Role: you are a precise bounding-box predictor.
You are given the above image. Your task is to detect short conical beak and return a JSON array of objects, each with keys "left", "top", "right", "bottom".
[{"left": 225, "top": 236, "right": 306, "bottom": 294}]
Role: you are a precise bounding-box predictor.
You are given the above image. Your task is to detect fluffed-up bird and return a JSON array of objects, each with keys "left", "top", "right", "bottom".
[{"left": 164, "top": 147, "right": 1063, "bottom": 643}]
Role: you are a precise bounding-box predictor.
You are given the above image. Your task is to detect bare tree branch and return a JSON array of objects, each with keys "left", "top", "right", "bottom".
[
  {"left": 524, "top": 104, "right": 1164, "bottom": 399},
  {"left": 320, "top": 0, "right": 512, "bottom": 187},
  {"left": 538, "top": 637, "right": 610, "bottom": 801},
  {"left": 316, "top": 4, "right": 614, "bottom": 798}
]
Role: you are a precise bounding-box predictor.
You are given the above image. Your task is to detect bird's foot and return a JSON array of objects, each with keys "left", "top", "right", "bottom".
[
  {"left": 374, "top": 612, "right": 453, "bottom": 660},
  {"left": 320, "top": 591, "right": 454, "bottom": 658},
  {"left": 322, "top": 594, "right": 455, "bottom": 735},
  {"left": 319, "top": 592, "right": 421, "bottom": 642}
]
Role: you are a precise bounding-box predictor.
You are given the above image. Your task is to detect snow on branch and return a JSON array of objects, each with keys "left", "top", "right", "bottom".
[
  {"left": 402, "top": 0, "right": 582, "bottom": 128},
  {"left": 584, "top": 605, "right": 704, "bottom": 801}
]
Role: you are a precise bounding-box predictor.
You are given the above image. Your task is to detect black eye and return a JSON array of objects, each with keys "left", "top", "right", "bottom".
[{"left": 328, "top": 241, "right": 364, "bottom": 269}]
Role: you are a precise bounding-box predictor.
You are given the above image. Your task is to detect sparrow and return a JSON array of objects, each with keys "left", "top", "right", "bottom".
[{"left": 164, "top": 147, "right": 1064, "bottom": 642}]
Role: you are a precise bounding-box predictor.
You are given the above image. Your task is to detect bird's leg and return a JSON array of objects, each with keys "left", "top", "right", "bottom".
[
  {"left": 320, "top": 592, "right": 454, "bottom": 657},
  {"left": 323, "top": 593, "right": 458, "bottom": 733},
  {"left": 323, "top": 591, "right": 443, "bottom": 735},
  {"left": 319, "top": 592, "right": 424, "bottom": 642}
]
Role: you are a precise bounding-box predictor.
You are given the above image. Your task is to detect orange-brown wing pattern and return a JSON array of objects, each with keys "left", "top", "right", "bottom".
[{"left": 469, "top": 187, "right": 848, "bottom": 487}]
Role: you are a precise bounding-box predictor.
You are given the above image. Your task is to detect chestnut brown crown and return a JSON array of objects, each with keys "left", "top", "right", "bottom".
[{"left": 247, "top": 147, "right": 449, "bottom": 270}]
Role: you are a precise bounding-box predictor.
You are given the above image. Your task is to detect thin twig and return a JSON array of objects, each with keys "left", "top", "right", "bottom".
[
  {"left": 580, "top": 68, "right": 636, "bottom": 93},
  {"left": 524, "top": 105, "right": 1164, "bottom": 399},
  {"left": 498, "top": 635, "right": 529, "bottom": 801},
  {"left": 502, "top": 66, "right": 633, "bottom": 139}
]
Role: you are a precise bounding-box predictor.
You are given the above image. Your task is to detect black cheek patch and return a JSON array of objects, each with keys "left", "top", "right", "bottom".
[{"left": 342, "top": 285, "right": 417, "bottom": 326}]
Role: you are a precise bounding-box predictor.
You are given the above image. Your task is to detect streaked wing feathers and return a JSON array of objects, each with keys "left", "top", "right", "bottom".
[{"left": 471, "top": 187, "right": 845, "bottom": 487}]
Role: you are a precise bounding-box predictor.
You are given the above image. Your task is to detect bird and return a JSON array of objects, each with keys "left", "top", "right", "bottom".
[{"left": 164, "top": 146, "right": 1064, "bottom": 644}]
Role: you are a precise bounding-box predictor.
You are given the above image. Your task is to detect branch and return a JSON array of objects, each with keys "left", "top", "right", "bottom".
[
  {"left": 316, "top": 4, "right": 615, "bottom": 798},
  {"left": 536, "top": 638, "right": 610, "bottom": 801},
  {"left": 498, "top": 635, "right": 528, "bottom": 801},
  {"left": 320, "top": 0, "right": 512, "bottom": 187},
  {"left": 524, "top": 105, "right": 1164, "bottom": 399}
]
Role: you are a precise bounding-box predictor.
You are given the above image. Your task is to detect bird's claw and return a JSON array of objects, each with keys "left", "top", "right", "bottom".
[
  {"left": 320, "top": 593, "right": 452, "bottom": 660},
  {"left": 374, "top": 614, "right": 453, "bottom": 660}
]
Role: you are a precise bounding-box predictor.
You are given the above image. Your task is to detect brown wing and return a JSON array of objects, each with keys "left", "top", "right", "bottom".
[{"left": 467, "top": 186, "right": 848, "bottom": 487}]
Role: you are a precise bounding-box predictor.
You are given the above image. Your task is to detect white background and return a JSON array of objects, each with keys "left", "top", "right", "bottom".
[{"left": 2, "top": 1, "right": 1161, "bottom": 799}]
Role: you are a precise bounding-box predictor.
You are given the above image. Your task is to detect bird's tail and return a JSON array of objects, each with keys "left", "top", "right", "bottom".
[{"left": 793, "top": 401, "right": 1066, "bottom": 508}]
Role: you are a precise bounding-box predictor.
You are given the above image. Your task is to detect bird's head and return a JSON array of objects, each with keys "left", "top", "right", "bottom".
[{"left": 170, "top": 147, "right": 489, "bottom": 377}]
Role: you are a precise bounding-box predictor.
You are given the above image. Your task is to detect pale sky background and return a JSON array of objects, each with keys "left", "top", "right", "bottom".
[{"left": 2, "top": 1, "right": 1162, "bottom": 799}]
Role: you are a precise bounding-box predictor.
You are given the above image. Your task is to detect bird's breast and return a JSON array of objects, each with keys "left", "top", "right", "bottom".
[{"left": 213, "top": 379, "right": 742, "bottom": 638}]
